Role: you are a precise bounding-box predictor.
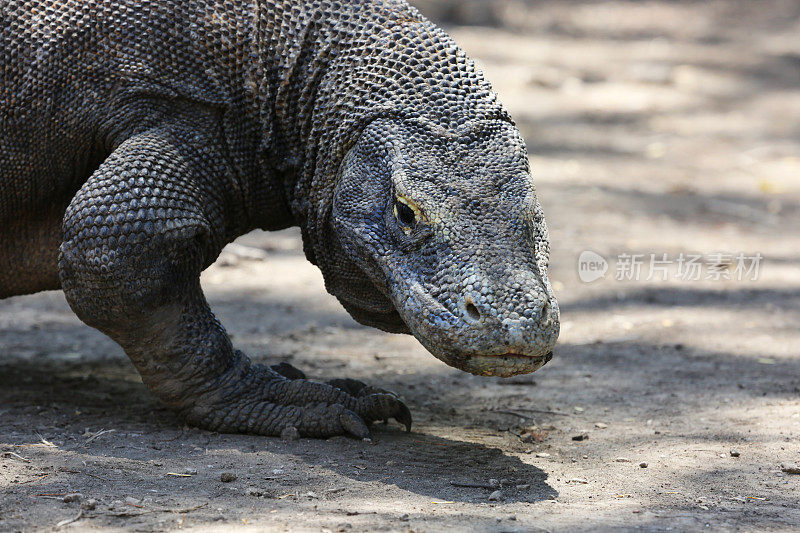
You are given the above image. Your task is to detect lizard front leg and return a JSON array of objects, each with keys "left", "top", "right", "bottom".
[{"left": 58, "top": 128, "right": 410, "bottom": 438}]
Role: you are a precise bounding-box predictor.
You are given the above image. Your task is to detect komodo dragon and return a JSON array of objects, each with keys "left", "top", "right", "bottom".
[{"left": 0, "top": 0, "right": 560, "bottom": 438}]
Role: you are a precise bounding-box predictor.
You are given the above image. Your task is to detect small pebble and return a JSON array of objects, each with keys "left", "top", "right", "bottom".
[
  {"left": 124, "top": 496, "right": 141, "bottom": 506},
  {"left": 62, "top": 493, "right": 83, "bottom": 503},
  {"left": 535, "top": 452, "right": 551, "bottom": 458},
  {"left": 399, "top": 514, "right": 410, "bottom": 521},
  {"left": 81, "top": 499, "right": 97, "bottom": 511},
  {"left": 781, "top": 464, "right": 800, "bottom": 475},
  {"left": 220, "top": 472, "right": 237, "bottom": 483},
  {"left": 566, "top": 478, "right": 588, "bottom": 484},
  {"left": 488, "top": 490, "right": 503, "bottom": 501},
  {"left": 594, "top": 423, "right": 608, "bottom": 429},
  {"left": 182, "top": 468, "right": 198, "bottom": 475},
  {"left": 615, "top": 457, "right": 631, "bottom": 463},
  {"left": 730, "top": 450, "right": 740, "bottom": 457},
  {"left": 639, "top": 462, "right": 648, "bottom": 468},
  {"left": 516, "top": 484, "right": 530, "bottom": 490},
  {"left": 488, "top": 478, "right": 499, "bottom": 487},
  {"left": 572, "top": 433, "right": 589, "bottom": 441}
]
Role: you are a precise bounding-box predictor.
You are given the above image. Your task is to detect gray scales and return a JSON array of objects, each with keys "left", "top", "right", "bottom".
[{"left": 0, "top": 0, "right": 560, "bottom": 438}]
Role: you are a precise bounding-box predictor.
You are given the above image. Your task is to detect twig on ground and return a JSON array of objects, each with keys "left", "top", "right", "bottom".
[
  {"left": 171, "top": 503, "right": 209, "bottom": 514},
  {"left": 84, "top": 428, "right": 116, "bottom": 444},
  {"left": 1, "top": 450, "right": 31, "bottom": 462},
  {"left": 449, "top": 481, "right": 497, "bottom": 490},
  {"left": 492, "top": 409, "right": 537, "bottom": 422},
  {"left": 104, "top": 502, "right": 209, "bottom": 518},
  {"left": 14, "top": 440, "right": 55, "bottom": 449},
  {"left": 37, "top": 435, "right": 58, "bottom": 448},
  {"left": 55, "top": 509, "right": 83, "bottom": 528},
  {"left": 497, "top": 408, "right": 569, "bottom": 416},
  {"left": 58, "top": 467, "right": 110, "bottom": 481},
  {"left": 159, "top": 430, "right": 184, "bottom": 443},
  {"left": 20, "top": 473, "right": 51, "bottom": 484}
]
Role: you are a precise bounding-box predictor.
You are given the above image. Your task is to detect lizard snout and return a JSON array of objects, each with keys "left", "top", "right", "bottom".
[
  {"left": 431, "top": 270, "right": 560, "bottom": 376},
  {"left": 460, "top": 288, "right": 553, "bottom": 341}
]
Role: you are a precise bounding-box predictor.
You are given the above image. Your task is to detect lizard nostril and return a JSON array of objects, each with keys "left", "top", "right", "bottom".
[{"left": 465, "top": 302, "right": 481, "bottom": 321}]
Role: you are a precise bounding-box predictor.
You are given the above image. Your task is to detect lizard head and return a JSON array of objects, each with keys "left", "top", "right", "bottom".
[{"left": 331, "top": 117, "right": 559, "bottom": 377}]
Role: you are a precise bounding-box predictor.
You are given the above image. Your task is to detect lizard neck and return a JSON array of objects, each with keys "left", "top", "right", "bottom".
[{"left": 253, "top": 1, "right": 510, "bottom": 291}]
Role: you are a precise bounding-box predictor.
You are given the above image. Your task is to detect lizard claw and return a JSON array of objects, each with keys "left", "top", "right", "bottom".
[
  {"left": 327, "top": 377, "right": 411, "bottom": 431},
  {"left": 340, "top": 410, "right": 371, "bottom": 439},
  {"left": 328, "top": 378, "right": 402, "bottom": 400},
  {"left": 270, "top": 362, "right": 307, "bottom": 380},
  {"left": 356, "top": 393, "right": 412, "bottom": 433},
  {"left": 327, "top": 378, "right": 367, "bottom": 396},
  {"left": 395, "top": 401, "right": 413, "bottom": 433}
]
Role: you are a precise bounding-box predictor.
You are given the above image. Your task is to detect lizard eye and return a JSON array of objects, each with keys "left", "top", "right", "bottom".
[{"left": 394, "top": 199, "right": 417, "bottom": 228}]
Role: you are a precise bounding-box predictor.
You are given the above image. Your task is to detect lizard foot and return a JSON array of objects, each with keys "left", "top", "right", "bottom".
[
  {"left": 271, "top": 363, "right": 400, "bottom": 398},
  {"left": 270, "top": 362, "right": 411, "bottom": 431},
  {"left": 182, "top": 352, "right": 411, "bottom": 438}
]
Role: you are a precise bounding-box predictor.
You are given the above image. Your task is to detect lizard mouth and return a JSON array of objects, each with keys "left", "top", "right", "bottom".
[
  {"left": 499, "top": 351, "right": 553, "bottom": 361},
  {"left": 458, "top": 351, "right": 553, "bottom": 378},
  {"left": 385, "top": 277, "right": 558, "bottom": 377}
]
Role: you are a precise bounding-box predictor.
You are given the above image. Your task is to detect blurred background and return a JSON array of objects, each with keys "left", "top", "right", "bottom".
[{"left": 2, "top": 1, "right": 799, "bottom": 530}]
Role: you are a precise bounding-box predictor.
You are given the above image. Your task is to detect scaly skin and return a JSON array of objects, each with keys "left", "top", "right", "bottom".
[{"left": 0, "top": 0, "right": 559, "bottom": 438}]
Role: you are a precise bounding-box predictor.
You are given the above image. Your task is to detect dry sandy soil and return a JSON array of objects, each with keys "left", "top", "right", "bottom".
[{"left": 2, "top": 1, "right": 800, "bottom": 531}]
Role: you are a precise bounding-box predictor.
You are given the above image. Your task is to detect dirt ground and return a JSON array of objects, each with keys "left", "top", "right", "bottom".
[{"left": 2, "top": 1, "right": 800, "bottom": 531}]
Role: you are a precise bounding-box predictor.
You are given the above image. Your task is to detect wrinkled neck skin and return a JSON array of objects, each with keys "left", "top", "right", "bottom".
[{"left": 262, "top": 1, "right": 559, "bottom": 376}]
